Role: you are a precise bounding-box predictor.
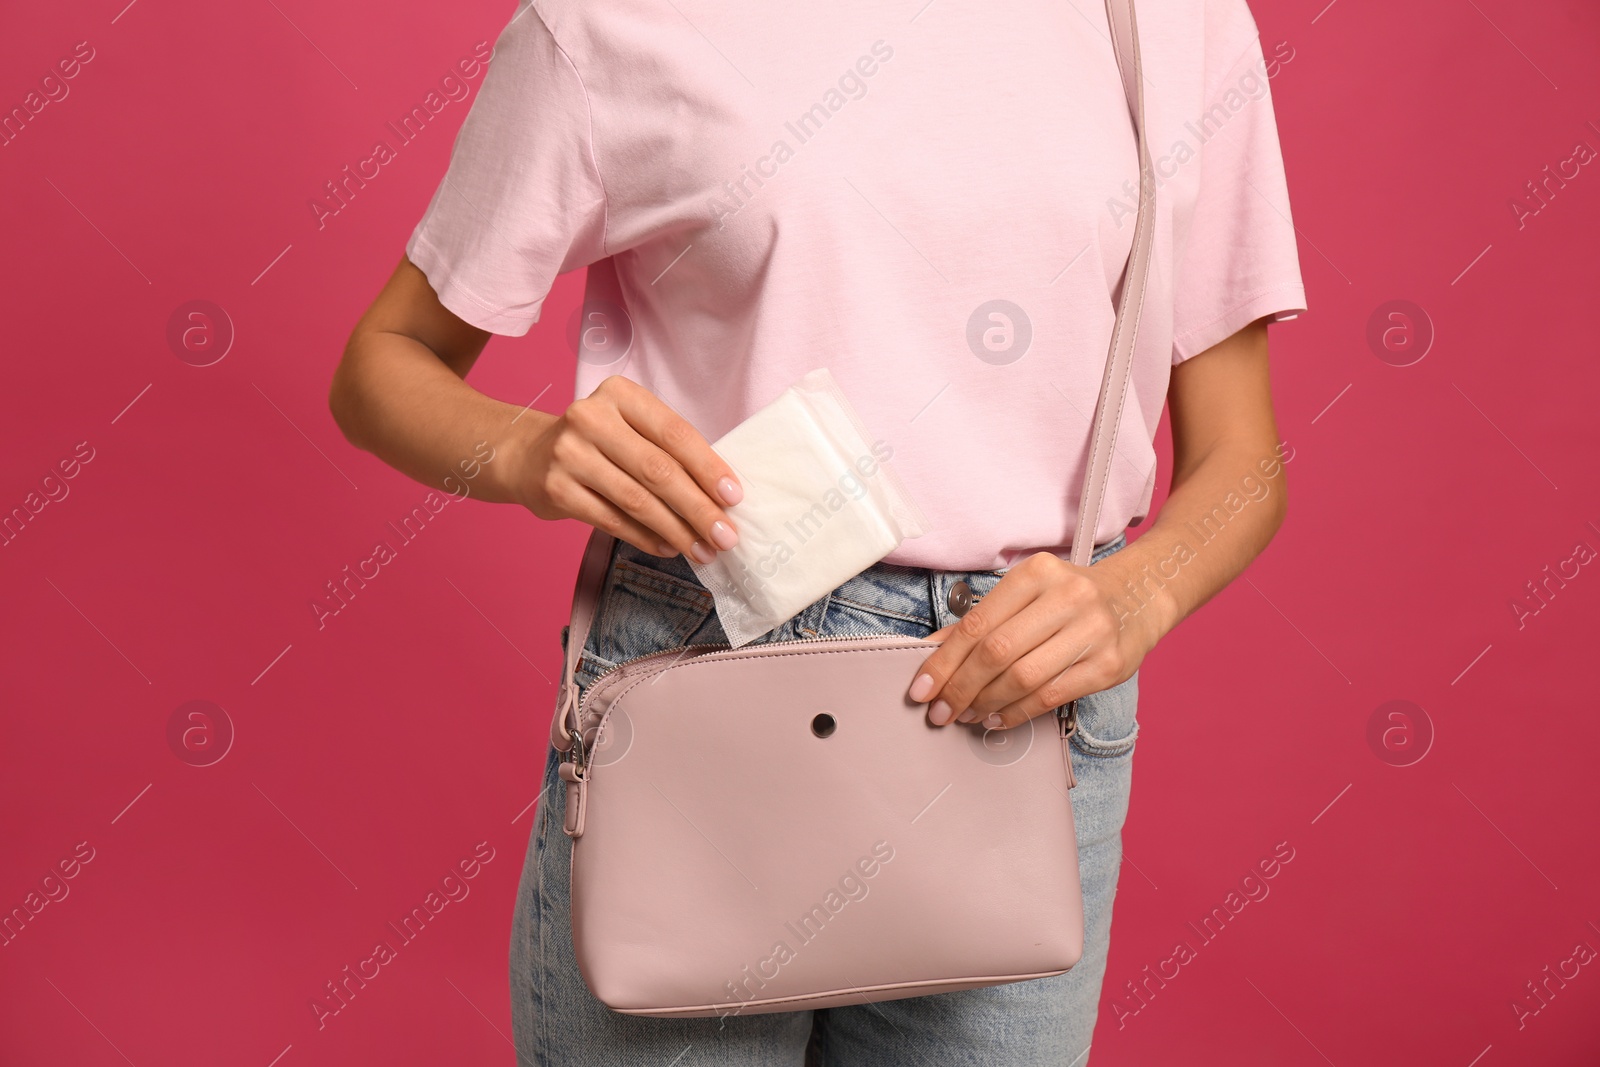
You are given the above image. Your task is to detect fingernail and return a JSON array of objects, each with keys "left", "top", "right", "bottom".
[
  {"left": 984, "top": 713, "right": 1003, "bottom": 730},
  {"left": 689, "top": 540, "right": 716, "bottom": 564},
  {"left": 956, "top": 708, "right": 978, "bottom": 724},
  {"left": 929, "top": 700, "right": 953, "bottom": 726},
  {"left": 717, "top": 477, "right": 743, "bottom": 506},
  {"left": 658, "top": 540, "right": 676, "bottom": 557},
  {"left": 710, "top": 520, "right": 739, "bottom": 550},
  {"left": 908, "top": 673, "right": 934, "bottom": 703}
]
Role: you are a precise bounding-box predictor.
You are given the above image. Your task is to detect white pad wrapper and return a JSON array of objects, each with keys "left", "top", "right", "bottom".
[{"left": 688, "top": 369, "right": 930, "bottom": 647}]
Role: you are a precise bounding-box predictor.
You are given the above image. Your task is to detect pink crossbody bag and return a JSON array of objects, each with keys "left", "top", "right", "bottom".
[{"left": 547, "top": 0, "right": 1154, "bottom": 1018}]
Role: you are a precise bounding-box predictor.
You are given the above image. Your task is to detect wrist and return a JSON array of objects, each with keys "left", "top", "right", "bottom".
[
  {"left": 1093, "top": 546, "right": 1178, "bottom": 653},
  {"left": 485, "top": 405, "right": 555, "bottom": 511}
]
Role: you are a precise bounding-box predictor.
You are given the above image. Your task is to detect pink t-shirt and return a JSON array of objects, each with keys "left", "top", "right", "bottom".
[{"left": 407, "top": 0, "right": 1307, "bottom": 570}]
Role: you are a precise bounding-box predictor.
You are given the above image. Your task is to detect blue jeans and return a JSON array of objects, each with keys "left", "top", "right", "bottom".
[{"left": 512, "top": 537, "right": 1140, "bottom": 1066}]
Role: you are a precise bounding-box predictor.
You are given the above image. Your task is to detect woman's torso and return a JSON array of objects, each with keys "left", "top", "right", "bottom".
[{"left": 409, "top": 0, "right": 1304, "bottom": 569}]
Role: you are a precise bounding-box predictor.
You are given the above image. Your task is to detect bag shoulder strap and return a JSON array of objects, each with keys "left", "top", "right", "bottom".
[
  {"left": 555, "top": 0, "right": 1152, "bottom": 745},
  {"left": 1072, "top": 0, "right": 1153, "bottom": 567}
]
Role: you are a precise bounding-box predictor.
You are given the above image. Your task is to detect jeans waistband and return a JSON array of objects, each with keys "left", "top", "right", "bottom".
[
  {"left": 834, "top": 535, "right": 1129, "bottom": 633},
  {"left": 612, "top": 533, "right": 1129, "bottom": 637}
]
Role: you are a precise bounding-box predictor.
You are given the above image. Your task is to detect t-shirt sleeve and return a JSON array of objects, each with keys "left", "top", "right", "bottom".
[
  {"left": 1170, "top": 2, "right": 1307, "bottom": 363},
  {"left": 405, "top": 3, "right": 607, "bottom": 337}
]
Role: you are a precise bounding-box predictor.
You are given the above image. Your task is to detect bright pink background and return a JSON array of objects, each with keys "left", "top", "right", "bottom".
[{"left": 3, "top": 0, "right": 1598, "bottom": 1063}]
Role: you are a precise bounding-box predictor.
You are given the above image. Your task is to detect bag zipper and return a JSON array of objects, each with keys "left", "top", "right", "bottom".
[
  {"left": 577, "top": 632, "right": 931, "bottom": 715},
  {"left": 578, "top": 641, "right": 725, "bottom": 705}
]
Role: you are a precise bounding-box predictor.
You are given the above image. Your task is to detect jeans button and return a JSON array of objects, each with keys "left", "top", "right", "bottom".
[{"left": 947, "top": 580, "right": 975, "bottom": 617}]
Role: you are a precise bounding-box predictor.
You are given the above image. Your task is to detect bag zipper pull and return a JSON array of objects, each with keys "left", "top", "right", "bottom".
[{"left": 1057, "top": 700, "right": 1079, "bottom": 791}]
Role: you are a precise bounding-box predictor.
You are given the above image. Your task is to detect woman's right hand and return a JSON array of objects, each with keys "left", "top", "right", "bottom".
[{"left": 512, "top": 375, "right": 744, "bottom": 563}]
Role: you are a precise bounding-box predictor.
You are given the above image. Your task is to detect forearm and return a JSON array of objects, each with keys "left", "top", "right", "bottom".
[
  {"left": 330, "top": 330, "right": 548, "bottom": 506},
  {"left": 1093, "top": 439, "right": 1289, "bottom": 650}
]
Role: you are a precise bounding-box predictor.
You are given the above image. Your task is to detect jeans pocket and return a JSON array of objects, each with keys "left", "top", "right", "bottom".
[
  {"left": 819, "top": 593, "right": 933, "bottom": 637},
  {"left": 1068, "top": 671, "right": 1140, "bottom": 759},
  {"left": 582, "top": 551, "right": 717, "bottom": 686}
]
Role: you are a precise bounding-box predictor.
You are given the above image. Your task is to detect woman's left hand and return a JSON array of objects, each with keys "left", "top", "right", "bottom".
[{"left": 905, "top": 551, "right": 1161, "bottom": 731}]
